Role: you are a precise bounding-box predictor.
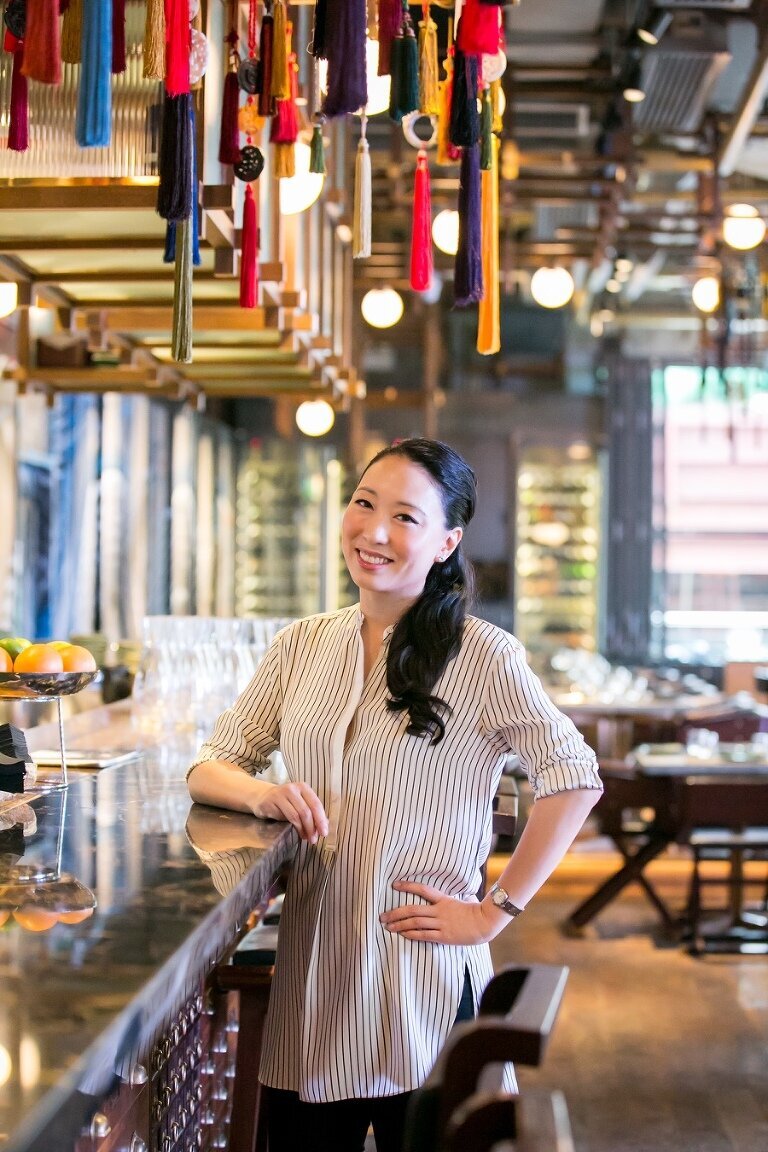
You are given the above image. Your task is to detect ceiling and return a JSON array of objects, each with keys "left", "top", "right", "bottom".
[{"left": 2, "top": 0, "right": 768, "bottom": 403}]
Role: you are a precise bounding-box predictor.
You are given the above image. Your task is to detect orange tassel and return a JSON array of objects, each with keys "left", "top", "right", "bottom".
[{"left": 22, "top": 0, "right": 61, "bottom": 84}]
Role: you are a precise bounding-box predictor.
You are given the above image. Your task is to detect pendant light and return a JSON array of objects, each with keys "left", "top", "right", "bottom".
[
  {"left": 722, "top": 203, "right": 766, "bottom": 251},
  {"left": 622, "top": 57, "right": 645, "bottom": 103},
  {"left": 636, "top": 10, "right": 672, "bottom": 47},
  {"left": 361, "top": 286, "right": 404, "bottom": 328},
  {"left": 295, "top": 399, "right": 335, "bottom": 437},
  {"left": 0, "top": 283, "right": 18, "bottom": 319},
  {"left": 530, "top": 267, "right": 574, "bottom": 310}
]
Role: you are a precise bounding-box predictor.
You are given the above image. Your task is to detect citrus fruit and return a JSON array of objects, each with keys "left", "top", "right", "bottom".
[
  {"left": 0, "top": 649, "right": 11, "bottom": 673},
  {"left": 13, "top": 907, "right": 58, "bottom": 931},
  {"left": 60, "top": 645, "right": 97, "bottom": 673},
  {"left": 48, "top": 641, "right": 72, "bottom": 652},
  {"left": 14, "top": 645, "right": 65, "bottom": 674},
  {"left": 57, "top": 907, "right": 95, "bottom": 924},
  {"left": 0, "top": 637, "right": 31, "bottom": 662}
]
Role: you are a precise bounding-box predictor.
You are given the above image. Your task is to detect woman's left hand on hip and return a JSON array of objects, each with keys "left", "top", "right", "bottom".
[{"left": 380, "top": 881, "right": 498, "bottom": 945}]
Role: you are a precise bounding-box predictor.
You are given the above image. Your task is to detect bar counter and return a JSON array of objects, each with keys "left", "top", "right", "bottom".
[{"left": 0, "top": 699, "right": 296, "bottom": 1152}]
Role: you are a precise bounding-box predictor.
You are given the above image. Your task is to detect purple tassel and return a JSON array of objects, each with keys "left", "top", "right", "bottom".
[
  {"left": 321, "top": 0, "right": 367, "bottom": 118},
  {"left": 310, "top": 0, "right": 328, "bottom": 58},
  {"left": 454, "top": 144, "right": 483, "bottom": 307},
  {"left": 449, "top": 47, "right": 479, "bottom": 148}
]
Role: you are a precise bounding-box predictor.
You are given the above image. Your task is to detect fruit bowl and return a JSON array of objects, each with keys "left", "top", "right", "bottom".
[{"left": 0, "top": 671, "right": 98, "bottom": 701}]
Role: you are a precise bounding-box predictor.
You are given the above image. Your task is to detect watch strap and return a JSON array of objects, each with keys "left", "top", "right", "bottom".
[{"left": 490, "top": 885, "right": 524, "bottom": 918}]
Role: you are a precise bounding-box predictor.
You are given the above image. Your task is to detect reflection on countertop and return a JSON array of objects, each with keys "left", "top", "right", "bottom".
[{"left": 0, "top": 700, "right": 296, "bottom": 1152}]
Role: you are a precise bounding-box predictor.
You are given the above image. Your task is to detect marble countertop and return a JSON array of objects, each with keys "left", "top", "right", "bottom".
[{"left": 0, "top": 700, "right": 296, "bottom": 1152}]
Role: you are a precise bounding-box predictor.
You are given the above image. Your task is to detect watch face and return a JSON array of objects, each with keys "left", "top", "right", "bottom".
[{"left": 492, "top": 887, "right": 506, "bottom": 906}]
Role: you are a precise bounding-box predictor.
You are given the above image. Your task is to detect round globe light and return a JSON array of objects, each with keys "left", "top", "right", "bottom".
[
  {"left": 722, "top": 203, "right": 766, "bottom": 251},
  {"left": 361, "top": 286, "right": 404, "bottom": 329},
  {"left": 691, "top": 275, "right": 720, "bottom": 314},
  {"left": 0, "top": 282, "right": 18, "bottom": 319},
  {"left": 530, "top": 267, "right": 575, "bottom": 309},
  {"left": 279, "top": 143, "right": 324, "bottom": 215},
  {"left": 295, "top": 399, "right": 335, "bottom": 437},
  {"left": 432, "top": 209, "right": 460, "bottom": 256}
]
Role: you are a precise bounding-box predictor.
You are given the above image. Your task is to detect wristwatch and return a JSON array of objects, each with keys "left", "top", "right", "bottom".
[{"left": 489, "top": 885, "right": 524, "bottom": 918}]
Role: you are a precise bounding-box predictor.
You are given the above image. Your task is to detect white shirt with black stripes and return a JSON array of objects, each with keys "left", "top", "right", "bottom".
[{"left": 191, "top": 604, "right": 602, "bottom": 1103}]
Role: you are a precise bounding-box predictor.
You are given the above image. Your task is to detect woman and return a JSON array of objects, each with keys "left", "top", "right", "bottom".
[{"left": 188, "top": 438, "right": 602, "bottom": 1152}]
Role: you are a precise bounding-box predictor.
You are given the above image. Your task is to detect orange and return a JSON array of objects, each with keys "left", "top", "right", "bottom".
[
  {"left": 13, "top": 907, "right": 58, "bottom": 931},
  {"left": 57, "top": 908, "right": 95, "bottom": 924},
  {"left": 48, "top": 641, "right": 72, "bottom": 652},
  {"left": 14, "top": 645, "right": 65, "bottom": 674},
  {"left": 0, "top": 648, "right": 11, "bottom": 673},
  {"left": 60, "top": 645, "right": 97, "bottom": 673}
]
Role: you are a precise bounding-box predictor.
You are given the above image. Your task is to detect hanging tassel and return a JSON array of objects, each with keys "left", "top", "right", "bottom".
[
  {"left": 449, "top": 45, "right": 479, "bottom": 148},
  {"left": 239, "top": 183, "right": 259, "bottom": 308},
  {"left": 61, "top": 0, "right": 83, "bottom": 63},
  {"left": 165, "top": 0, "right": 191, "bottom": 96},
  {"left": 309, "top": 119, "right": 326, "bottom": 174},
  {"left": 273, "top": 142, "right": 295, "bottom": 177},
  {"left": 490, "top": 77, "right": 502, "bottom": 133},
  {"left": 418, "top": 8, "right": 439, "bottom": 115},
  {"left": 477, "top": 135, "right": 499, "bottom": 354},
  {"left": 454, "top": 143, "right": 483, "bottom": 307},
  {"left": 22, "top": 0, "right": 61, "bottom": 84},
  {"left": 377, "top": 0, "right": 402, "bottom": 75},
  {"left": 410, "top": 149, "right": 432, "bottom": 292},
  {"left": 353, "top": 120, "right": 371, "bottom": 259},
  {"left": 164, "top": 103, "right": 201, "bottom": 265},
  {"left": 257, "top": 8, "right": 274, "bottom": 116},
  {"left": 437, "top": 50, "right": 460, "bottom": 165},
  {"left": 310, "top": 0, "right": 327, "bottom": 57},
  {"left": 270, "top": 1, "right": 290, "bottom": 99},
  {"left": 480, "top": 86, "right": 493, "bottom": 170},
  {"left": 392, "top": 8, "right": 418, "bottom": 122},
  {"left": 219, "top": 68, "right": 241, "bottom": 163},
  {"left": 457, "top": 0, "right": 500, "bottom": 56},
  {"left": 367, "top": 0, "right": 377, "bottom": 39},
  {"left": 269, "top": 51, "right": 298, "bottom": 142},
  {"left": 112, "top": 0, "right": 126, "bottom": 73},
  {"left": 157, "top": 91, "right": 193, "bottom": 221},
  {"left": 164, "top": 222, "right": 176, "bottom": 263},
  {"left": 8, "top": 44, "right": 29, "bottom": 151},
  {"left": 322, "top": 0, "right": 367, "bottom": 119},
  {"left": 76, "top": 0, "right": 113, "bottom": 148},
  {"left": 143, "top": 0, "right": 165, "bottom": 79},
  {"left": 172, "top": 218, "right": 193, "bottom": 363}
]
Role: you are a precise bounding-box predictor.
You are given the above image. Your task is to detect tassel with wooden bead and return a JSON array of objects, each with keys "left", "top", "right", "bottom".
[
  {"left": 410, "top": 149, "right": 433, "bottom": 292},
  {"left": 353, "top": 116, "right": 372, "bottom": 259}
]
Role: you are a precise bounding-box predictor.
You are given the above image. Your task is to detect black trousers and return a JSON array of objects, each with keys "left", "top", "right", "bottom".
[{"left": 264, "top": 971, "right": 475, "bottom": 1152}]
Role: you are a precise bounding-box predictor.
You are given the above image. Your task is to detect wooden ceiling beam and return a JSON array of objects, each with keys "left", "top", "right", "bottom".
[{"left": 0, "top": 184, "right": 159, "bottom": 211}]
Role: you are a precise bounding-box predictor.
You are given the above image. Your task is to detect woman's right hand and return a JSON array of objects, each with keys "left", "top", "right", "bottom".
[{"left": 252, "top": 781, "right": 329, "bottom": 844}]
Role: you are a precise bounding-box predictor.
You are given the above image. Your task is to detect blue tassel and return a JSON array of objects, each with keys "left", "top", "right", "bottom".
[
  {"left": 163, "top": 98, "right": 201, "bottom": 266},
  {"left": 76, "top": 0, "right": 112, "bottom": 148}
]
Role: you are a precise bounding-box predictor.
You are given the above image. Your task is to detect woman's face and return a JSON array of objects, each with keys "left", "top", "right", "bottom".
[{"left": 342, "top": 455, "right": 462, "bottom": 603}]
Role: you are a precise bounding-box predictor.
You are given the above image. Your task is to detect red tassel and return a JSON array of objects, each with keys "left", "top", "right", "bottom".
[
  {"left": 22, "top": 0, "right": 62, "bottom": 84},
  {"left": 240, "top": 183, "right": 259, "bottom": 309},
  {"left": 219, "top": 70, "right": 241, "bottom": 164},
  {"left": 112, "top": 0, "right": 127, "bottom": 73},
  {"left": 456, "top": 0, "right": 501, "bottom": 57},
  {"left": 378, "top": 0, "right": 402, "bottom": 76},
  {"left": 257, "top": 12, "right": 274, "bottom": 116},
  {"left": 269, "top": 52, "right": 298, "bottom": 143},
  {"left": 410, "top": 149, "right": 432, "bottom": 292},
  {"left": 9, "top": 45, "right": 29, "bottom": 151},
  {"left": 164, "top": 0, "right": 191, "bottom": 95}
]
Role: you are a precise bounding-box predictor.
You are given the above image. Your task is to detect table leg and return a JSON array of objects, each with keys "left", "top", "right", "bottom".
[{"left": 565, "top": 834, "right": 675, "bottom": 931}]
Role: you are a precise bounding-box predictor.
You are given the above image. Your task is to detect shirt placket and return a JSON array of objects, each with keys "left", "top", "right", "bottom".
[{"left": 320, "top": 627, "right": 365, "bottom": 862}]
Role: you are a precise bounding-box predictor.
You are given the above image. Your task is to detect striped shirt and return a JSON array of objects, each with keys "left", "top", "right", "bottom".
[{"left": 193, "top": 604, "right": 601, "bottom": 1102}]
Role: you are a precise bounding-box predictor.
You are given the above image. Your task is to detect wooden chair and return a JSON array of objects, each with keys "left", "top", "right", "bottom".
[{"left": 444, "top": 1089, "right": 575, "bottom": 1152}]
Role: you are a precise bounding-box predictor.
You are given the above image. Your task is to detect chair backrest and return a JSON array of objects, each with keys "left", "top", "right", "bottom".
[{"left": 444, "top": 1088, "right": 575, "bottom": 1152}]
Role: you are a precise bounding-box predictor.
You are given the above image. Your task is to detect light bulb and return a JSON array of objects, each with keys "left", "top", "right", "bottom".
[
  {"left": 279, "top": 143, "right": 324, "bottom": 215},
  {"left": 361, "top": 287, "right": 404, "bottom": 329},
  {"left": 432, "top": 209, "right": 460, "bottom": 256},
  {"left": 0, "top": 282, "right": 18, "bottom": 319},
  {"left": 530, "top": 267, "right": 574, "bottom": 309},
  {"left": 691, "top": 276, "right": 719, "bottom": 314},
  {"left": 295, "top": 399, "right": 335, "bottom": 437},
  {"left": 722, "top": 203, "right": 766, "bottom": 251}
]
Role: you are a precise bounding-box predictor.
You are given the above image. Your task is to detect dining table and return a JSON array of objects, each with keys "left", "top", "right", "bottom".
[{"left": 564, "top": 741, "right": 768, "bottom": 946}]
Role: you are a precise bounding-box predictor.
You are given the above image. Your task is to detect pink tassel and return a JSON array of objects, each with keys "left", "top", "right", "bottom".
[
  {"left": 457, "top": 0, "right": 501, "bottom": 56},
  {"left": 240, "top": 183, "right": 259, "bottom": 309},
  {"left": 410, "top": 150, "right": 432, "bottom": 292},
  {"left": 22, "top": 0, "right": 62, "bottom": 84},
  {"left": 112, "top": 0, "right": 127, "bottom": 73},
  {"left": 269, "top": 53, "right": 298, "bottom": 144},
  {"left": 9, "top": 44, "right": 29, "bottom": 151},
  {"left": 164, "top": 0, "right": 190, "bottom": 95},
  {"left": 378, "top": 0, "right": 402, "bottom": 76}
]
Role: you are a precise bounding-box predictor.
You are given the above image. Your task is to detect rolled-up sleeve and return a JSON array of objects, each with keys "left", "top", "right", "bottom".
[
  {"left": 187, "top": 634, "right": 283, "bottom": 779},
  {"left": 481, "top": 637, "right": 603, "bottom": 799}
]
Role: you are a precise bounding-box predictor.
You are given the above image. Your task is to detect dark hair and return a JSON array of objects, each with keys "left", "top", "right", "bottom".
[{"left": 359, "top": 438, "right": 477, "bottom": 743}]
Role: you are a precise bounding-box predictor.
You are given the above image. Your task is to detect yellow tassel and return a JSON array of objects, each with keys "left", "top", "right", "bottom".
[
  {"left": 490, "top": 79, "right": 503, "bottom": 133},
  {"left": 143, "top": 0, "right": 166, "bottom": 80},
  {"left": 271, "top": 2, "right": 291, "bottom": 99},
  {"left": 353, "top": 127, "right": 372, "bottom": 259},
  {"left": 274, "top": 142, "right": 295, "bottom": 178},
  {"left": 418, "top": 15, "right": 439, "bottom": 115},
  {"left": 477, "top": 136, "right": 500, "bottom": 356},
  {"left": 436, "top": 54, "right": 454, "bottom": 165},
  {"left": 367, "top": 0, "right": 378, "bottom": 39},
  {"left": 61, "top": 0, "right": 83, "bottom": 64}
]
